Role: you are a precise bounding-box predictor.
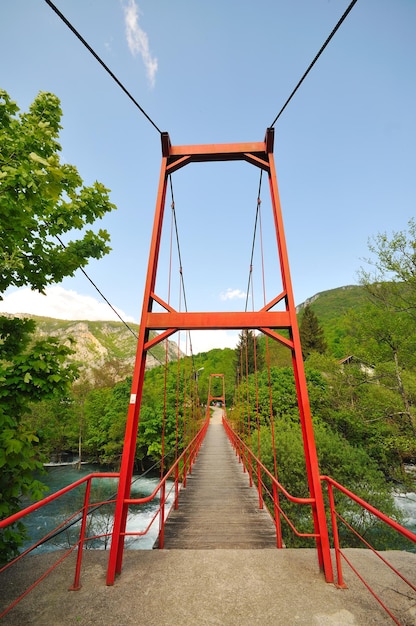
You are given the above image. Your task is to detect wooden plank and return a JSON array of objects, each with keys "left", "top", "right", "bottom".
[{"left": 158, "top": 413, "right": 277, "bottom": 549}]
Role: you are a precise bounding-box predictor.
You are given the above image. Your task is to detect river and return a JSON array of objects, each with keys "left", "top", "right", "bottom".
[
  {"left": 20, "top": 464, "right": 416, "bottom": 554},
  {"left": 22, "top": 464, "right": 173, "bottom": 553}
]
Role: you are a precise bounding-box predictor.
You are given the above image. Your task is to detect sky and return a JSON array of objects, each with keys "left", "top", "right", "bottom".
[{"left": 1, "top": 0, "right": 415, "bottom": 354}]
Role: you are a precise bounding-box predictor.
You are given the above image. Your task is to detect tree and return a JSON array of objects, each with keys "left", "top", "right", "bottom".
[
  {"left": 0, "top": 89, "right": 115, "bottom": 292},
  {"left": 0, "top": 89, "right": 115, "bottom": 562},
  {"left": 356, "top": 220, "right": 416, "bottom": 436},
  {"left": 359, "top": 218, "right": 416, "bottom": 319},
  {"left": 234, "top": 329, "right": 264, "bottom": 379},
  {"left": 229, "top": 364, "right": 402, "bottom": 548},
  {"left": 299, "top": 305, "right": 327, "bottom": 360}
]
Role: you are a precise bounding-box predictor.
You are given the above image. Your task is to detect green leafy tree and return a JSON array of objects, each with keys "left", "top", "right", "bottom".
[
  {"left": 0, "top": 89, "right": 115, "bottom": 562},
  {"left": 299, "top": 304, "right": 327, "bottom": 360},
  {"left": 359, "top": 218, "right": 416, "bottom": 319},
  {"left": 231, "top": 364, "right": 402, "bottom": 548},
  {"left": 355, "top": 221, "right": 416, "bottom": 436},
  {"left": 0, "top": 320, "right": 79, "bottom": 561},
  {"left": 234, "top": 330, "right": 264, "bottom": 379},
  {"left": 0, "top": 89, "right": 114, "bottom": 291}
]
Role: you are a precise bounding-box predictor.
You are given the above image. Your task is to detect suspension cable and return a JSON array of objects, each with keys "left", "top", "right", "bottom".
[
  {"left": 53, "top": 233, "right": 165, "bottom": 366},
  {"left": 168, "top": 176, "right": 200, "bottom": 366},
  {"left": 44, "top": 0, "right": 163, "bottom": 135},
  {"left": 245, "top": 171, "right": 263, "bottom": 312},
  {"left": 169, "top": 177, "right": 189, "bottom": 315},
  {"left": 270, "top": 0, "right": 359, "bottom": 127}
]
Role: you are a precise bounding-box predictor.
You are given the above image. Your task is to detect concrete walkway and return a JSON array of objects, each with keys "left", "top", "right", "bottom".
[{"left": 1, "top": 548, "right": 416, "bottom": 625}]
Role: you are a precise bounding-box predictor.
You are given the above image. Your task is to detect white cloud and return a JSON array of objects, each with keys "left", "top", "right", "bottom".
[
  {"left": 188, "top": 330, "right": 238, "bottom": 354},
  {"left": 123, "top": 0, "right": 158, "bottom": 88},
  {"left": 0, "top": 287, "right": 136, "bottom": 323},
  {"left": 104, "top": 38, "right": 113, "bottom": 53},
  {"left": 220, "top": 288, "right": 246, "bottom": 301},
  {"left": 0, "top": 289, "right": 238, "bottom": 354}
]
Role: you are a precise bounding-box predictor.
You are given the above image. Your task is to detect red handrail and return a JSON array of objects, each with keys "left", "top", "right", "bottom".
[
  {"left": 321, "top": 475, "right": 416, "bottom": 624},
  {"left": 222, "top": 416, "right": 318, "bottom": 544},
  {"left": 0, "top": 472, "right": 118, "bottom": 530},
  {"left": 0, "top": 416, "right": 209, "bottom": 618}
]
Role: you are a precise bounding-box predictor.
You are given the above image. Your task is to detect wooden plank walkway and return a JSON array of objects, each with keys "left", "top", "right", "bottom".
[{"left": 159, "top": 408, "right": 277, "bottom": 549}]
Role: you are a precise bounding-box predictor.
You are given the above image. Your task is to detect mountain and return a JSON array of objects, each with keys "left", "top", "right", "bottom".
[
  {"left": 2, "top": 285, "right": 369, "bottom": 385},
  {"left": 3, "top": 314, "right": 180, "bottom": 386},
  {"left": 297, "top": 284, "right": 371, "bottom": 357}
]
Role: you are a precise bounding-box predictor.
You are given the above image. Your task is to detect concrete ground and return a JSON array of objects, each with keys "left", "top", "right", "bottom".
[{"left": 1, "top": 548, "right": 416, "bottom": 625}]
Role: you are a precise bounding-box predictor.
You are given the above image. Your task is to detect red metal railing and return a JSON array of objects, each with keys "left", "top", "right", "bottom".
[
  {"left": 321, "top": 475, "right": 416, "bottom": 625},
  {"left": 0, "top": 416, "right": 209, "bottom": 619},
  {"left": 121, "top": 414, "right": 209, "bottom": 550},
  {"left": 224, "top": 416, "right": 416, "bottom": 622},
  {"left": 0, "top": 471, "right": 118, "bottom": 619},
  {"left": 222, "top": 416, "right": 320, "bottom": 548}
]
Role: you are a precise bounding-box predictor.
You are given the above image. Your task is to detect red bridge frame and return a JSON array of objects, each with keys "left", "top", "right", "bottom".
[{"left": 106, "top": 129, "right": 334, "bottom": 584}]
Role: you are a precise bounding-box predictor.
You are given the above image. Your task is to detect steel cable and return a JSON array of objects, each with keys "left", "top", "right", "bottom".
[
  {"left": 44, "top": 0, "right": 163, "bottom": 134},
  {"left": 270, "top": 0, "right": 359, "bottom": 127}
]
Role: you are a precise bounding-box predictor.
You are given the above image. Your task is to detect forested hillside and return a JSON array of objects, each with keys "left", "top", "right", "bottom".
[
  {"left": 4, "top": 276, "right": 416, "bottom": 552},
  {"left": 2, "top": 313, "right": 180, "bottom": 386},
  {"left": 296, "top": 284, "right": 371, "bottom": 358}
]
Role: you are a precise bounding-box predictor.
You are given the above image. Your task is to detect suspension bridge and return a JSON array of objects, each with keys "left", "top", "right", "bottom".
[
  {"left": 2, "top": 1, "right": 416, "bottom": 623},
  {"left": 1, "top": 127, "right": 416, "bottom": 626},
  {"left": 1, "top": 402, "right": 415, "bottom": 624}
]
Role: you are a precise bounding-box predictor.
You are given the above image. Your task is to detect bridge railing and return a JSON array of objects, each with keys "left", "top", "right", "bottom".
[
  {"left": 321, "top": 475, "right": 416, "bottom": 624},
  {"left": 222, "top": 416, "right": 319, "bottom": 546},
  {"left": 223, "top": 415, "right": 416, "bottom": 622},
  {"left": 0, "top": 415, "right": 209, "bottom": 619},
  {"left": 0, "top": 471, "right": 119, "bottom": 619}
]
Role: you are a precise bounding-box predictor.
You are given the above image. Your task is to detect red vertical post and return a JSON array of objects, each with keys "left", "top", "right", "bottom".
[
  {"left": 106, "top": 136, "right": 170, "bottom": 586},
  {"left": 267, "top": 134, "right": 333, "bottom": 582}
]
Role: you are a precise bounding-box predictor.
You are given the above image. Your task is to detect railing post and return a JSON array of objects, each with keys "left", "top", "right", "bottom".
[
  {"left": 183, "top": 449, "right": 188, "bottom": 487},
  {"left": 257, "top": 461, "right": 263, "bottom": 509},
  {"left": 158, "top": 481, "right": 166, "bottom": 549},
  {"left": 273, "top": 482, "right": 283, "bottom": 548},
  {"left": 326, "top": 480, "right": 347, "bottom": 588},
  {"left": 174, "top": 463, "right": 179, "bottom": 509},
  {"left": 69, "top": 477, "right": 92, "bottom": 591},
  {"left": 247, "top": 453, "right": 253, "bottom": 487}
]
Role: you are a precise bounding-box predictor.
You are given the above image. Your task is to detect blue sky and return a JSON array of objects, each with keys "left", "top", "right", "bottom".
[{"left": 1, "top": 0, "right": 415, "bottom": 353}]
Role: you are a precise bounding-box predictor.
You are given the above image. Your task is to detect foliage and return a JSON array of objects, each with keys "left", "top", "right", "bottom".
[
  {"left": 299, "top": 304, "right": 327, "bottom": 360},
  {"left": 359, "top": 218, "right": 416, "bottom": 318},
  {"left": 189, "top": 348, "right": 236, "bottom": 407},
  {"left": 0, "top": 88, "right": 115, "bottom": 563},
  {"left": 0, "top": 319, "right": 79, "bottom": 562},
  {"left": 234, "top": 330, "right": 264, "bottom": 379},
  {"left": 0, "top": 89, "right": 115, "bottom": 293},
  {"left": 231, "top": 365, "right": 403, "bottom": 548}
]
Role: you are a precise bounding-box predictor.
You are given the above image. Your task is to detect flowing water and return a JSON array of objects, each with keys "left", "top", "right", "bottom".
[
  {"left": 20, "top": 464, "right": 416, "bottom": 555},
  {"left": 21, "top": 464, "right": 173, "bottom": 554}
]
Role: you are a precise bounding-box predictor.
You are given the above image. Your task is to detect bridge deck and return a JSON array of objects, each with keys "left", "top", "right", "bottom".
[{"left": 158, "top": 409, "right": 277, "bottom": 549}]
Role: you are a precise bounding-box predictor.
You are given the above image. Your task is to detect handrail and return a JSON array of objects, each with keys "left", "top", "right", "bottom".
[
  {"left": 223, "top": 417, "right": 314, "bottom": 506},
  {"left": 0, "top": 416, "right": 209, "bottom": 618},
  {"left": 321, "top": 475, "right": 416, "bottom": 624},
  {"left": 321, "top": 475, "right": 416, "bottom": 545},
  {"left": 124, "top": 415, "right": 209, "bottom": 507},
  {"left": 0, "top": 472, "right": 119, "bottom": 530},
  {"left": 222, "top": 416, "right": 318, "bottom": 544}
]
